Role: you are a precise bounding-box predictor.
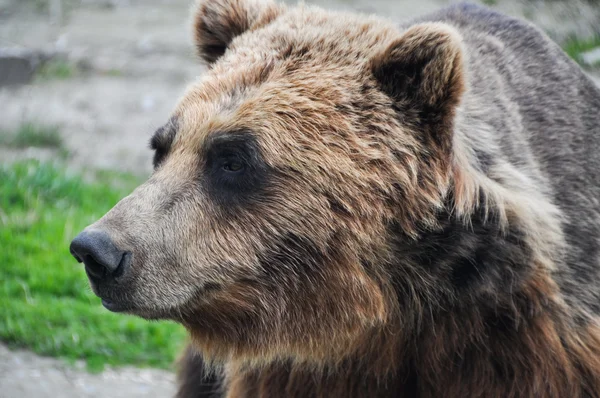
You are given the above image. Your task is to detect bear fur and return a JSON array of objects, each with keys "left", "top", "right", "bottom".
[{"left": 73, "top": 0, "right": 600, "bottom": 397}]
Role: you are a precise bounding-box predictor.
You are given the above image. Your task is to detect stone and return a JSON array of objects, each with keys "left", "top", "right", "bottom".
[{"left": 0, "top": 48, "right": 49, "bottom": 87}]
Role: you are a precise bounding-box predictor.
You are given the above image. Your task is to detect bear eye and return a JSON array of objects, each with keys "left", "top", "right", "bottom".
[
  {"left": 204, "top": 132, "right": 268, "bottom": 206},
  {"left": 222, "top": 159, "right": 244, "bottom": 172}
]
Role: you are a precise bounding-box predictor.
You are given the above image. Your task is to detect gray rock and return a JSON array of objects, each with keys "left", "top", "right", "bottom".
[{"left": 0, "top": 48, "right": 50, "bottom": 87}]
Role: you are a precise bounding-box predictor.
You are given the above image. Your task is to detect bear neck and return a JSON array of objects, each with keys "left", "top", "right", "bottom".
[{"left": 375, "top": 197, "right": 600, "bottom": 397}]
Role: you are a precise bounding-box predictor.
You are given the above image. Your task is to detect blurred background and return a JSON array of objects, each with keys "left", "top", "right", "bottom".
[{"left": 0, "top": 0, "right": 599, "bottom": 397}]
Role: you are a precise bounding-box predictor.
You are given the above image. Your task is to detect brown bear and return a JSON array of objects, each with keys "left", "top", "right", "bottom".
[{"left": 70, "top": 0, "right": 600, "bottom": 396}]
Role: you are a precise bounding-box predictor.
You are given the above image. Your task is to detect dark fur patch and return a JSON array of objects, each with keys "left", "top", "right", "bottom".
[
  {"left": 176, "top": 344, "right": 222, "bottom": 398},
  {"left": 203, "top": 131, "right": 271, "bottom": 207},
  {"left": 474, "top": 148, "right": 494, "bottom": 173},
  {"left": 390, "top": 194, "right": 532, "bottom": 301},
  {"left": 150, "top": 117, "right": 179, "bottom": 169},
  {"left": 257, "top": 233, "right": 325, "bottom": 281}
]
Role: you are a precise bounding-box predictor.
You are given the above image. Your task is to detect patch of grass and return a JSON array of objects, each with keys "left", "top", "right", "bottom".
[
  {"left": 36, "top": 59, "right": 78, "bottom": 81},
  {"left": 563, "top": 35, "right": 600, "bottom": 65},
  {"left": 481, "top": 0, "right": 497, "bottom": 6},
  {"left": 104, "top": 68, "right": 124, "bottom": 77},
  {"left": 0, "top": 123, "right": 64, "bottom": 149},
  {"left": 0, "top": 160, "right": 187, "bottom": 372}
]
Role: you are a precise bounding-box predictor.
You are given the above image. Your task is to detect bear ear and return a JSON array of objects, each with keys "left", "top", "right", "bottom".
[
  {"left": 371, "top": 23, "right": 465, "bottom": 130},
  {"left": 193, "top": 0, "right": 282, "bottom": 65}
]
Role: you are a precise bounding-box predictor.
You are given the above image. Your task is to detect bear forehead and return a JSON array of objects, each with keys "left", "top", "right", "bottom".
[
  {"left": 170, "top": 8, "right": 398, "bottom": 149},
  {"left": 225, "top": 9, "right": 398, "bottom": 64}
]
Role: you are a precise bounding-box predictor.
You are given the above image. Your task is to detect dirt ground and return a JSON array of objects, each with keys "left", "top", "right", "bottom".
[
  {"left": 0, "top": 343, "right": 176, "bottom": 398},
  {"left": 1, "top": 0, "right": 599, "bottom": 397}
]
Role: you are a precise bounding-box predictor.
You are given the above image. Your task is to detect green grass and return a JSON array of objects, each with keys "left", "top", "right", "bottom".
[
  {"left": 0, "top": 123, "right": 64, "bottom": 149},
  {"left": 36, "top": 59, "right": 78, "bottom": 81},
  {"left": 103, "top": 68, "right": 124, "bottom": 77},
  {"left": 563, "top": 35, "right": 600, "bottom": 65},
  {"left": 0, "top": 160, "right": 187, "bottom": 372}
]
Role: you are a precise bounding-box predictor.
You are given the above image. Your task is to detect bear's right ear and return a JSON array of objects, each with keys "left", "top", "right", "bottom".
[
  {"left": 371, "top": 23, "right": 465, "bottom": 140},
  {"left": 193, "top": 0, "right": 282, "bottom": 65}
]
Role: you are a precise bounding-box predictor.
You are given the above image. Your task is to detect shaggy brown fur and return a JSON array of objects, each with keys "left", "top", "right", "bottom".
[{"left": 70, "top": 0, "right": 600, "bottom": 397}]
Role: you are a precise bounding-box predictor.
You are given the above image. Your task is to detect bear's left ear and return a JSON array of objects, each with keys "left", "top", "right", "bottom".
[
  {"left": 371, "top": 23, "right": 465, "bottom": 134},
  {"left": 193, "top": 0, "right": 282, "bottom": 65}
]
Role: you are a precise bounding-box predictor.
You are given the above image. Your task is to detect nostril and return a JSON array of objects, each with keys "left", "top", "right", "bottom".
[
  {"left": 112, "top": 252, "right": 132, "bottom": 278},
  {"left": 83, "top": 254, "right": 107, "bottom": 279}
]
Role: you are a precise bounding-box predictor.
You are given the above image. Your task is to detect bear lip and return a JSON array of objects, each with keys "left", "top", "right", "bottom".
[{"left": 101, "top": 298, "right": 129, "bottom": 313}]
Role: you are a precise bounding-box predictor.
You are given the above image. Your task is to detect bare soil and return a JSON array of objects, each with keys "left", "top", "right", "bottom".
[{"left": 0, "top": 343, "right": 176, "bottom": 398}]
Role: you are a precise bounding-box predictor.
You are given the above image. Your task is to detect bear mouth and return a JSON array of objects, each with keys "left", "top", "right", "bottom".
[
  {"left": 101, "top": 298, "right": 130, "bottom": 313},
  {"left": 99, "top": 296, "right": 165, "bottom": 319},
  {"left": 85, "top": 276, "right": 132, "bottom": 312},
  {"left": 92, "top": 278, "right": 223, "bottom": 319},
  {"left": 86, "top": 278, "right": 140, "bottom": 314},
  {"left": 98, "top": 293, "right": 178, "bottom": 320}
]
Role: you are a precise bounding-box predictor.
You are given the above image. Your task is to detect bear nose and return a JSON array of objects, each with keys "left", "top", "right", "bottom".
[{"left": 70, "top": 230, "right": 130, "bottom": 280}]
